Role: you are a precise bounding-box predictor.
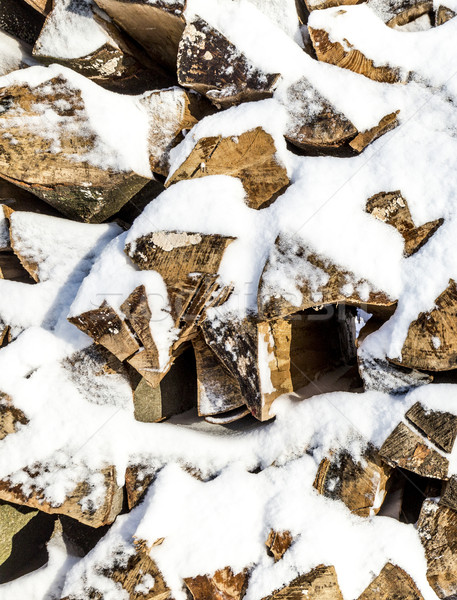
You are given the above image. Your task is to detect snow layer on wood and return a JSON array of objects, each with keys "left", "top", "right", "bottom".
[
  {"left": 0, "top": 64, "right": 155, "bottom": 177},
  {"left": 70, "top": 232, "right": 178, "bottom": 371},
  {"left": 34, "top": 0, "right": 111, "bottom": 59},
  {"left": 0, "top": 30, "right": 34, "bottom": 76}
]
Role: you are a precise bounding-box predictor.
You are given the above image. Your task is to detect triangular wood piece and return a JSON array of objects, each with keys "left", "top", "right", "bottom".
[
  {"left": 265, "top": 530, "right": 293, "bottom": 563},
  {"left": 436, "top": 5, "right": 456, "bottom": 24},
  {"left": 166, "top": 127, "right": 290, "bottom": 210},
  {"left": 392, "top": 280, "right": 457, "bottom": 371},
  {"left": 0, "top": 392, "right": 28, "bottom": 441},
  {"left": 356, "top": 563, "right": 424, "bottom": 600},
  {"left": 358, "top": 355, "right": 432, "bottom": 394},
  {"left": 418, "top": 499, "right": 457, "bottom": 600},
  {"left": 349, "top": 112, "right": 399, "bottom": 153},
  {"left": 261, "top": 565, "right": 344, "bottom": 599},
  {"left": 314, "top": 446, "right": 391, "bottom": 516},
  {"left": 366, "top": 191, "right": 443, "bottom": 257},
  {"left": 185, "top": 567, "right": 249, "bottom": 600},
  {"left": 406, "top": 402, "right": 457, "bottom": 453},
  {"left": 178, "top": 17, "right": 280, "bottom": 108},
  {"left": 379, "top": 421, "right": 449, "bottom": 479},
  {"left": 440, "top": 475, "right": 457, "bottom": 512}
]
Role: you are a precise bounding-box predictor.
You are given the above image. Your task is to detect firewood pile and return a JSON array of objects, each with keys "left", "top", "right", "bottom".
[{"left": 0, "top": 0, "right": 457, "bottom": 599}]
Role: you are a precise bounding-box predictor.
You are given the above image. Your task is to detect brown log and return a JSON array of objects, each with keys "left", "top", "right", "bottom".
[
  {"left": 265, "top": 530, "right": 293, "bottom": 562},
  {"left": 366, "top": 191, "right": 443, "bottom": 257},
  {"left": 385, "top": 1, "right": 433, "bottom": 27},
  {"left": 406, "top": 402, "right": 457, "bottom": 453},
  {"left": 166, "top": 127, "right": 290, "bottom": 210},
  {"left": 93, "top": 0, "right": 186, "bottom": 71},
  {"left": 125, "top": 232, "right": 236, "bottom": 285},
  {"left": 258, "top": 235, "right": 394, "bottom": 320},
  {"left": 261, "top": 565, "right": 344, "bottom": 599},
  {"left": 0, "top": 392, "right": 28, "bottom": 441},
  {"left": 185, "top": 567, "right": 249, "bottom": 600},
  {"left": 349, "top": 111, "right": 399, "bottom": 153},
  {"left": 440, "top": 475, "right": 457, "bottom": 512},
  {"left": 392, "top": 280, "right": 457, "bottom": 371},
  {"left": 418, "top": 499, "right": 457, "bottom": 599},
  {"left": 0, "top": 465, "right": 123, "bottom": 528},
  {"left": 356, "top": 563, "right": 424, "bottom": 600},
  {"left": 309, "top": 28, "right": 401, "bottom": 84},
  {"left": 313, "top": 446, "right": 391, "bottom": 516},
  {"left": 192, "top": 334, "right": 245, "bottom": 417},
  {"left": 178, "top": 17, "right": 280, "bottom": 108},
  {"left": 436, "top": 5, "right": 456, "bottom": 24},
  {"left": 379, "top": 421, "right": 449, "bottom": 479}
]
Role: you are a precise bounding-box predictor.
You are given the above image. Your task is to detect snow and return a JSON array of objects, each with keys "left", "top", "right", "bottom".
[{"left": 0, "top": 30, "right": 34, "bottom": 76}]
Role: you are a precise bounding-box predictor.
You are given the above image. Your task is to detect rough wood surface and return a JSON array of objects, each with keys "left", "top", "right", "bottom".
[
  {"left": 440, "top": 475, "right": 457, "bottom": 512},
  {"left": 392, "top": 280, "right": 457, "bottom": 371},
  {"left": 185, "top": 567, "right": 249, "bottom": 600},
  {"left": 166, "top": 127, "right": 290, "bottom": 210},
  {"left": 418, "top": 499, "right": 457, "bottom": 599},
  {"left": 386, "top": 1, "right": 433, "bottom": 27},
  {"left": 436, "top": 5, "right": 456, "bottom": 24},
  {"left": 0, "top": 392, "right": 28, "bottom": 441},
  {"left": 314, "top": 446, "right": 391, "bottom": 516},
  {"left": 265, "top": 530, "right": 293, "bottom": 563},
  {"left": 366, "top": 191, "right": 443, "bottom": 257},
  {"left": 309, "top": 28, "right": 401, "bottom": 84},
  {"left": 192, "top": 334, "right": 245, "bottom": 417},
  {"left": 0, "top": 466, "right": 123, "bottom": 528},
  {"left": 406, "top": 402, "right": 457, "bottom": 453},
  {"left": 261, "top": 565, "right": 344, "bottom": 599},
  {"left": 259, "top": 235, "right": 394, "bottom": 320},
  {"left": 356, "top": 563, "right": 424, "bottom": 600},
  {"left": 379, "top": 421, "right": 449, "bottom": 479},
  {"left": 349, "top": 112, "right": 399, "bottom": 153},
  {"left": 125, "top": 232, "right": 236, "bottom": 285},
  {"left": 178, "top": 17, "right": 280, "bottom": 108},
  {"left": 93, "top": 0, "right": 186, "bottom": 71},
  {"left": 358, "top": 356, "right": 432, "bottom": 394},
  {"left": 0, "top": 76, "right": 149, "bottom": 222}
]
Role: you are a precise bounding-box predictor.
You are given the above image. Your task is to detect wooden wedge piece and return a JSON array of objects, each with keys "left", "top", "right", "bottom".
[
  {"left": 265, "top": 530, "right": 293, "bottom": 562},
  {"left": 0, "top": 392, "right": 28, "bottom": 441},
  {"left": 261, "top": 565, "right": 344, "bottom": 599},
  {"left": 356, "top": 563, "right": 424, "bottom": 599},
  {"left": 185, "top": 567, "right": 249, "bottom": 600},
  {"left": 406, "top": 402, "right": 457, "bottom": 453}
]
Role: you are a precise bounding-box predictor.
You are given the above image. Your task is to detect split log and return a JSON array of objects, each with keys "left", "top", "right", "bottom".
[
  {"left": 33, "top": 0, "right": 175, "bottom": 94},
  {"left": 0, "top": 392, "right": 28, "bottom": 440},
  {"left": 0, "top": 252, "right": 35, "bottom": 283},
  {"left": 166, "top": 127, "right": 290, "bottom": 210},
  {"left": 392, "top": 280, "right": 457, "bottom": 371},
  {"left": 385, "top": 0, "right": 433, "bottom": 27},
  {"left": 57, "top": 515, "right": 111, "bottom": 558},
  {"left": 406, "top": 402, "right": 457, "bottom": 453},
  {"left": 356, "top": 563, "right": 424, "bottom": 600},
  {"left": 418, "top": 499, "right": 457, "bottom": 599},
  {"left": 366, "top": 191, "right": 443, "bottom": 257},
  {"left": 265, "top": 530, "right": 293, "bottom": 562},
  {"left": 258, "top": 235, "right": 394, "bottom": 321},
  {"left": 308, "top": 27, "right": 401, "bottom": 84},
  {"left": 125, "top": 464, "right": 156, "bottom": 510},
  {"left": 379, "top": 421, "right": 449, "bottom": 479},
  {"left": 436, "top": 5, "right": 456, "bottom": 24},
  {"left": 440, "top": 475, "right": 457, "bottom": 512},
  {"left": 349, "top": 111, "right": 399, "bottom": 153},
  {"left": 358, "top": 355, "right": 432, "bottom": 394},
  {"left": 192, "top": 334, "right": 245, "bottom": 418},
  {"left": 185, "top": 567, "right": 249, "bottom": 600},
  {"left": 313, "top": 446, "right": 391, "bottom": 516},
  {"left": 178, "top": 17, "right": 280, "bottom": 108},
  {"left": 0, "top": 465, "right": 123, "bottom": 527},
  {"left": 0, "top": 0, "right": 45, "bottom": 44},
  {"left": 23, "top": 0, "right": 53, "bottom": 16},
  {"left": 125, "top": 232, "right": 236, "bottom": 285},
  {"left": 261, "top": 565, "right": 344, "bottom": 599},
  {"left": 93, "top": 0, "right": 186, "bottom": 71}
]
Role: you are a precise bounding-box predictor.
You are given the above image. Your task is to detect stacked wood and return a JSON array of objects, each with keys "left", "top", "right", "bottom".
[
  {"left": 356, "top": 563, "right": 424, "bottom": 599},
  {"left": 166, "top": 127, "right": 290, "bottom": 210},
  {"left": 313, "top": 446, "right": 391, "bottom": 516},
  {"left": 261, "top": 565, "right": 344, "bottom": 599},
  {"left": 418, "top": 499, "right": 457, "bottom": 599},
  {"left": 178, "top": 17, "right": 280, "bottom": 108},
  {"left": 406, "top": 401, "right": 457, "bottom": 453}
]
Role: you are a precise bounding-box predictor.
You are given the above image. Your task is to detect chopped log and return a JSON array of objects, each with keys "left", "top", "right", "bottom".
[
  {"left": 261, "top": 565, "right": 344, "bottom": 599},
  {"left": 0, "top": 392, "right": 28, "bottom": 440},
  {"left": 392, "top": 280, "right": 457, "bottom": 371},
  {"left": 379, "top": 421, "right": 449, "bottom": 479},
  {"left": 358, "top": 356, "right": 432, "bottom": 394},
  {"left": 131, "top": 347, "right": 197, "bottom": 423},
  {"left": 313, "top": 446, "right": 391, "bottom": 516},
  {"left": 386, "top": 1, "right": 433, "bottom": 27},
  {"left": 265, "top": 530, "right": 293, "bottom": 562},
  {"left": 258, "top": 235, "right": 394, "bottom": 320},
  {"left": 406, "top": 402, "right": 457, "bottom": 453},
  {"left": 0, "top": 465, "right": 123, "bottom": 527},
  {"left": 0, "top": 0, "right": 45, "bottom": 44},
  {"left": 349, "top": 111, "right": 399, "bottom": 153},
  {"left": 178, "top": 17, "right": 280, "bottom": 108},
  {"left": 68, "top": 301, "right": 140, "bottom": 362},
  {"left": 93, "top": 0, "right": 186, "bottom": 71},
  {"left": 193, "top": 334, "right": 245, "bottom": 417},
  {"left": 356, "top": 563, "right": 424, "bottom": 600},
  {"left": 436, "top": 5, "right": 456, "bottom": 24},
  {"left": 166, "top": 127, "right": 290, "bottom": 210},
  {"left": 309, "top": 28, "right": 401, "bottom": 84},
  {"left": 0, "top": 252, "right": 35, "bottom": 283},
  {"left": 418, "top": 499, "right": 457, "bottom": 599},
  {"left": 125, "top": 464, "right": 156, "bottom": 510},
  {"left": 125, "top": 232, "right": 236, "bottom": 285},
  {"left": 366, "top": 191, "right": 443, "bottom": 257},
  {"left": 440, "top": 475, "right": 457, "bottom": 512},
  {"left": 57, "top": 515, "right": 111, "bottom": 558},
  {"left": 185, "top": 567, "right": 249, "bottom": 600}
]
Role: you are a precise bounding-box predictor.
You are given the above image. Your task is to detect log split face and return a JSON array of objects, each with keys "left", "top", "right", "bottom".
[
  {"left": 166, "top": 127, "right": 290, "bottom": 209},
  {"left": 185, "top": 567, "right": 250, "bottom": 600},
  {"left": 178, "top": 17, "right": 280, "bottom": 108},
  {"left": 356, "top": 563, "right": 424, "bottom": 600},
  {"left": 261, "top": 565, "right": 344, "bottom": 600}
]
